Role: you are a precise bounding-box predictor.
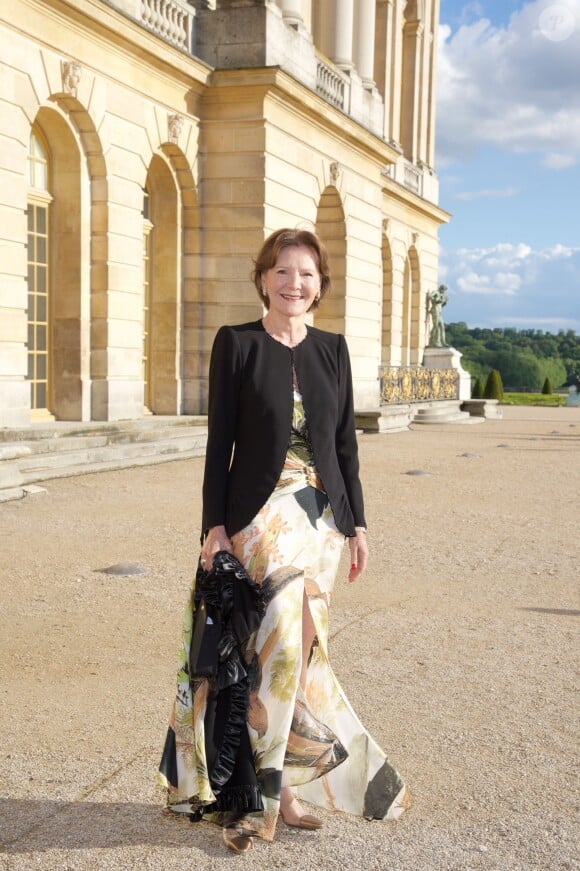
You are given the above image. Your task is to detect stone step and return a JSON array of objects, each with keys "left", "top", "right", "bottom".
[
  {"left": 0, "top": 417, "right": 208, "bottom": 496},
  {"left": 18, "top": 433, "right": 207, "bottom": 478},
  {"left": 412, "top": 410, "right": 480, "bottom": 424},
  {"left": 0, "top": 415, "right": 207, "bottom": 443},
  {"left": 17, "top": 436, "right": 207, "bottom": 485},
  {"left": 412, "top": 401, "right": 482, "bottom": 425},
  {"left": 1, "top": 425, "right": 207, "bottom": 457}
]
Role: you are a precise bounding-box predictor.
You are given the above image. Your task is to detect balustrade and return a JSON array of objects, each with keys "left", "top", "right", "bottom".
[
  {"left": 316, "top": 54, "right": 350, "bottom": 112},
  {"left": 403, "top": 160, "right": 422, "bottom": 195},
  {"left": 381, "top": 158, "right": 424, "bottom": 197},
  {"left": 140, "top": 0, "right": 194, "bottom": 51}
]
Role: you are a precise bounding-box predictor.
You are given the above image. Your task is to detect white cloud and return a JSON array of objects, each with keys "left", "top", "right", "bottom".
[
  {"left": 541, "top": 152, "right": 578, "bottom": 169},
  {"left": 454, "top": 242, "right": 534, "bottom": 268},
  {"left": 539, "top": 243, "right": 579, "bottom": 259},
  {"left": 437, "top": 0, "right": 580, "bottom": 166},
  {"left": 457, "top": 270, "right": 521, "bottom": 295},
  {"left": 442, "top": 241, "right": 580, "bottom": 300},
  {"left": 453, "top": 186, "right": 520, "bottom": 200}
]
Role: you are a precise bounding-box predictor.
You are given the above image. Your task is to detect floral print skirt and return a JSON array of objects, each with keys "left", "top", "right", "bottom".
[{"left": 158, "top": 475, "right": 409, "bottom": 840}]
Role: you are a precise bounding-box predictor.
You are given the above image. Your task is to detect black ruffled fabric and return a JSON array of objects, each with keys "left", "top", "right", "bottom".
[{"left": 159, "top": 551, "right": 265, "bottom": 819}]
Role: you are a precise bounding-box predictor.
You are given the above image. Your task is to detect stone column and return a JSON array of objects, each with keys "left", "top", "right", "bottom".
[
  {"left": 413, "top": 0, "right": 434, "bottom": 166},
  {"left": 331, "top": 0, "right": 354, "bottom": 70},
  {"left": 400, "top": 13, "right": 423, "bottom": 162},
  {"left": 388, "top": 0, "right": 404, "bottom": 147},
  {"left": 278, "top": 0, "right": 303, "bottom": 26},
  {"left": 354, "top": 0, "right": 376, "bottom": 88},
  {"left": 376, "top": 0, "right": 393, "bottom": 137},
  {"left": 425, "top": 0, "right": 440, "bottom": 167}
]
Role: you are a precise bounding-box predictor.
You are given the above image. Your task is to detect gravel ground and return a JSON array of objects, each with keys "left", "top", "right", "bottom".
[{"left": 0, "top": 406, "right": 578, "bottom": 871}]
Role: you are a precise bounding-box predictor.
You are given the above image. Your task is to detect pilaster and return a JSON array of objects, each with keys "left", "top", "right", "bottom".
[
  {"left": 0, "top": 94, "right": 30, "bottom": 427},
  {"left": 91, "top": 166, "right": 145, "bottom": 421}
]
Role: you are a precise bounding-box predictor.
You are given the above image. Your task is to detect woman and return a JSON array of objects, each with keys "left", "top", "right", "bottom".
[{"left": 159, "top": 228, "right": 408, "bottom": 853}]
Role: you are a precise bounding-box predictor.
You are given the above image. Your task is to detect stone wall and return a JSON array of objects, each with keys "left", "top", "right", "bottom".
[{"left": 0, "top": 0, "right": 448, "bottom": 426}]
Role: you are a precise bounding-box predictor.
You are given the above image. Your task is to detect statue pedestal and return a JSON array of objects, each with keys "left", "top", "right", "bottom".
[
  {"left": 566, "top": 387, "right": 580, "bottom": 407},
  {"left": 422, "top": 346, "right": 472, "bottom": 401}
]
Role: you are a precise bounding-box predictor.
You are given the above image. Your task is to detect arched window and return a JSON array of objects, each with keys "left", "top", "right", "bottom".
[{"left": 27, "top": 130, "right": 53, "bottom": 417}]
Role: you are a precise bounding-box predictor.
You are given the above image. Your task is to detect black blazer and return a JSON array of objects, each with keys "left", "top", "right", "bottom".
[{"left": 201, "top": 320, "right": 366, "bottom": 538}]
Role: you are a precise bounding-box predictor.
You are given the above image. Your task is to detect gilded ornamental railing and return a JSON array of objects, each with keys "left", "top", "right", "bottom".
[{"left": 379, "top": 365, "right": 459, "bottom": 404}]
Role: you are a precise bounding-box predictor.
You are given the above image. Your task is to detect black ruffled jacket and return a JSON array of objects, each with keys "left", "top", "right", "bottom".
[
  {"left": 159, "top": 552, "right": 264, "bottom": 817},
  {"left": 202, "top": 321, "right": 366, "bottom": 538}
]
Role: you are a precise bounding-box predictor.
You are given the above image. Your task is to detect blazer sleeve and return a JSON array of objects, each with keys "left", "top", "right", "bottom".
[
  {"left": 335, "top": 334, "right": 367, "bottom": 530},
  {"left": 201, "top": 326, "right": 242, "bottom": 535}
]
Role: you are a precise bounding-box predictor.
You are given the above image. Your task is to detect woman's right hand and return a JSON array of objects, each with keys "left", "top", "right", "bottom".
[{"left": 200, "top": 524, "right": 234, "bottom": 570}]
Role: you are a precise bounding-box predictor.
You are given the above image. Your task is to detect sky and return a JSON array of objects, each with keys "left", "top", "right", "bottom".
[{"left": 436, "top": 0, "right": 580, "bottom": 332}]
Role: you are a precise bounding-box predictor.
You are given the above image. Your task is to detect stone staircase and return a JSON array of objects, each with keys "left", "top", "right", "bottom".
[
  {"left": 411, "top": 400, "right": 481, "bottom": 425},
  {"left": 356, "top": 400, "right": 485, "bottom": 432},
  {"left": 0, "top": 416, "right": 208, "bottom": 500}
]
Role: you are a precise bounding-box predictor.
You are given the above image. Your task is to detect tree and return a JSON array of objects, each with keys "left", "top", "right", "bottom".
[
  {"left": 538, "top": 357, "right": 567, "bottom": 390},
  {"left": 483, "top": 369, "right": 504, "bottom": 401},
  {"left": 471, "top": 377, "right": 483, "bottom": 398},
  {"left": 445, "top": 323, "right": 578, "bottom": 389},
  {"left": 541, "top": 377, "right": 553, "bottom": 395},
  {"left": 495, "top": 349, "right": 542, "bottom": 389}
]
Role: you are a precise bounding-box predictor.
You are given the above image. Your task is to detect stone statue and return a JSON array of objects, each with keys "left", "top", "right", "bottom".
[{"left": 427, "top": 284, "right": 448, "bottom": 347}]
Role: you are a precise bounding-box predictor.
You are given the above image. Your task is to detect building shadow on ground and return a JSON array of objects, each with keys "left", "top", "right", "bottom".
[
  {"left": 0, "top": 799, "right": 216, "bottom": 854},
  {"left": 520, "top": 607, "right": 579, "bottom": 617}
]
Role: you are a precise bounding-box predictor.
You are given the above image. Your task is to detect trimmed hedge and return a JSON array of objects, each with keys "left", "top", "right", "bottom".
[
  {"left": 483, "top": 369, "right": 504, "bottom": 401},
  {"left": 471, "top": 377, "right": 484, "bottom": 399}
]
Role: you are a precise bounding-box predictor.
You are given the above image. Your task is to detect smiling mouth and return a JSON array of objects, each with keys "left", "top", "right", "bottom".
[{"left": 281, "top": 294, "right": 302, "bottom": 300}]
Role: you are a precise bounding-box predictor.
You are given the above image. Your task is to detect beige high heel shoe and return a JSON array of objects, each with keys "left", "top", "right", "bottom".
[
  {"left": 280, "top": 797, "right": 323, "bottom": 830},
  {"left": 222, "top": 827, "right": 254, "bottom": 853}
]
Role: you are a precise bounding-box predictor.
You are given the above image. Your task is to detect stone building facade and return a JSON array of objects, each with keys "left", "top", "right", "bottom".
[{"left": 0, "top": 0, "right": 449, "bottom": 428}]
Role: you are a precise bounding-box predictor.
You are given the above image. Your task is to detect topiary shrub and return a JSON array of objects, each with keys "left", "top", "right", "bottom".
[
  {"left": 541, "top": 376, "right": 553, "bottom": 395},
  {"left": 483, "top": 369, "right": 504, "bottom": 401},
  {"left": 471, "top": 377, "right": 483, "bottom": 398}
]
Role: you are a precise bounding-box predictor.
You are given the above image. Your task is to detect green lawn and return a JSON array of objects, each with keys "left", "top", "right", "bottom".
[{"left": 501, "top": 392, "right": 567, "bottom": 406}]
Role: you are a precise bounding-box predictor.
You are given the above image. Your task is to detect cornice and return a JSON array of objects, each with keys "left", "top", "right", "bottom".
[
  {"left": 205, "top": 67, "right": 403, "bottom": 169},
  {"left": 381, "top": 177, "right": 451, "bottom": 225}
]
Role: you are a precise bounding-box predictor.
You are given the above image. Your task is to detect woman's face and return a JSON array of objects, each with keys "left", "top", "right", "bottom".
[{"left": 262, "top": 245, "right": 321, "bottom": 320}]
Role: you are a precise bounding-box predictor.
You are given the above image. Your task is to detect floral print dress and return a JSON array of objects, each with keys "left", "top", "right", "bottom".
[{"left": 158, "top": 386, "right": 409, "bottom": 839}]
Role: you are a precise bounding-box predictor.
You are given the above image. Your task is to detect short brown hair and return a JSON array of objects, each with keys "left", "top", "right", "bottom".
[{"left": 251, "top": 228, "right": 331, "bottom": 311}]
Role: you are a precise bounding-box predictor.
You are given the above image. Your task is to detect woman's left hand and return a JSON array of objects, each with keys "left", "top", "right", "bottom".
[{"left": 348, "top": 530, "right": 368, "bottom": 583}]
